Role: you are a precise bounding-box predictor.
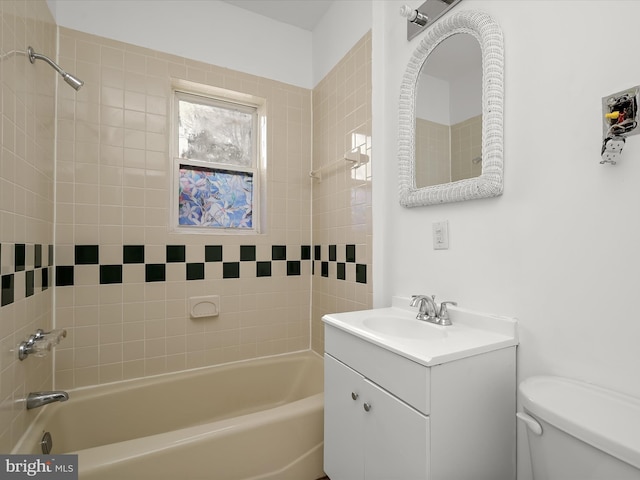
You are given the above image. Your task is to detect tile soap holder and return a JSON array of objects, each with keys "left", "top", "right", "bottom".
[{"left": 189, "top": 295, "right": 220, "bottom": 318}]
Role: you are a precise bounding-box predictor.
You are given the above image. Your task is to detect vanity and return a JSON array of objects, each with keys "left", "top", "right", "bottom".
[{"left": 322, "top": 297, "right": 518, "bottom": 480}]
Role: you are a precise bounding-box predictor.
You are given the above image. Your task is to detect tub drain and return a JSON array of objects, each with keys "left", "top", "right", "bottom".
[{"left": 41, "top": 431, "right": 53, "bottom": 454}]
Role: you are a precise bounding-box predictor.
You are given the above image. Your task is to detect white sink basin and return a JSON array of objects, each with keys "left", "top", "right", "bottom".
[
  {"left": 362, "top": 316, "right": 447, "bottom": 339},
  {"left": 322, "top": 296, "right": 518, "bottom": 366}
]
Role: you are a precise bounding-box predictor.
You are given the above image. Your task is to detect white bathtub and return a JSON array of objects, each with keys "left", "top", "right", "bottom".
[{"left": 13, "top": 351, "right": 325, "bottom": 480}]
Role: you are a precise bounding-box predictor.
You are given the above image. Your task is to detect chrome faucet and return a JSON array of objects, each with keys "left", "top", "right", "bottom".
[
  {"left": 26, "top": 391, "right": 69, "bottom": 410},
  {"left": 410, "top": 295, "right": 438, "bottom": 321},
  {"left": 410, "top": 295, "right": 458, "bottom": 326}
]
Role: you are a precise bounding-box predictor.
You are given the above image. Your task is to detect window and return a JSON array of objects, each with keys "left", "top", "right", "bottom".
[{"left": 172, "top": 87, "right": 263, "bottom": 233}]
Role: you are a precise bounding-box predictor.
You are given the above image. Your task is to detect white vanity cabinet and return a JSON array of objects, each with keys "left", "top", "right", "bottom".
[
  {"left": 323, "top": 318, "right": 517, "bottom": 480},
  {"left": 325, "top": 354, "right": 429, "bottom": 480}
]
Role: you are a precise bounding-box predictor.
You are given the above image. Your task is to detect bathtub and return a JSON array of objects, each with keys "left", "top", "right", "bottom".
[{"left": 13, "top": 350, "right": 325, "bottom": 480}]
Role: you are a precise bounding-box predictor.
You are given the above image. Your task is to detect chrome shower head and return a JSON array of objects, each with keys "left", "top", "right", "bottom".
[
  {"left": 62, "top": 72, "right": 84, "bottom": 91},
  {"left": 27, "top": 46, "right": 84, "bottom": 91}
]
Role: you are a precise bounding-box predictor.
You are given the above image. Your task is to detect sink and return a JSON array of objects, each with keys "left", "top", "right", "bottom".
[
  {"left": 321, "top": 296, "right": 518, "bottom": 366},
  {"left": 362, "top": 316, "right": 447, "bottom": 339}
]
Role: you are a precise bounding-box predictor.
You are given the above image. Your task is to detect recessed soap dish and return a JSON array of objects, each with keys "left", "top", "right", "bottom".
[{"left": 189, "top": 295, "right": 220, "bottom": 318}]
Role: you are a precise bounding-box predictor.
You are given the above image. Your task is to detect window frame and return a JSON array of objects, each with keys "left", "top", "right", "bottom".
[{"left": 170, "top": 83, "right": 265, "bottom": 235}]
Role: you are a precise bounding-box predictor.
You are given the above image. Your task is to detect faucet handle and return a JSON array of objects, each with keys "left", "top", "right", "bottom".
[
  {"left": 437, "top": 301, "right": 458, "bottom": 326},
  {"left": 29, "top": 340, "right": 53, "bottom": 358},
  {"left": 17, "top": 329, "right": 67, "bottom": 360}
]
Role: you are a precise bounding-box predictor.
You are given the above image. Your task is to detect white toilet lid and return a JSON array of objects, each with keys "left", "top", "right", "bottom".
[{"left": 520, "top": 376, "right": 640, "bottom": 470}]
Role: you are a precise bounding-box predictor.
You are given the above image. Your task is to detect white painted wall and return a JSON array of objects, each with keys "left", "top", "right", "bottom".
[
  {"left": 416, "top": 74, "right": 450, "bottom": 124},
  {"left": 48, "top": 0, "right": 314, "bottom": 88},
  {"left": 416, "top": 68, "right": 481, "bottom": 125},
  {"left": 311, "top": 0, "right": 372, "bottom": 87},
  {"left": 49, "top": 0, "right": 373, "bottom": 90},
  {"left": 449, "top": 66, "right": 482, "bottom": 124},
  {"left": 372, "top": 2, "right": 640, "bottom": 479}
]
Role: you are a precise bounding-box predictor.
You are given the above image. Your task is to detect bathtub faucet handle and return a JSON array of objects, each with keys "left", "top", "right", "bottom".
[
  {"left": 35, "top": 328, "right": 67, "bottom": 345},
  {"left": 18, "top": 328, "right": 67, "bottom": 360}
]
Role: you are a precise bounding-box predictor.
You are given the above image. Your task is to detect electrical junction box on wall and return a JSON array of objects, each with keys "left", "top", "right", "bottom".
[
  {"left": 602, "top": 86, "right": 639, "bottom": 139},
  {"left": 601, "top": 85, "right": 639, "bottom": 165}
]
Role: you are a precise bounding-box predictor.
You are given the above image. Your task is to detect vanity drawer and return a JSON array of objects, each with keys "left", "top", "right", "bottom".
[{"left": 325, "top": 324, "right": 430, "bottom": 414}]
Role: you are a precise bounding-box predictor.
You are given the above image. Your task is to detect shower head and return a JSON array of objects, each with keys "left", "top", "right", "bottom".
[
  {"left": 27, "top": 46, "right": 84, "bottom": 91},
  {"left": 62, "top": 72, "right": 84, "bottom": 91}
]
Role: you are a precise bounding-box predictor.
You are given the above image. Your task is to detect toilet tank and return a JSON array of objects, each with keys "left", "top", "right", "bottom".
[{"left": 519, "top": 376, "right": 640, "bottom": 480}]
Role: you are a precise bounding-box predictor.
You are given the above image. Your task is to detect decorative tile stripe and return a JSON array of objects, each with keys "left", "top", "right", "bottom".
[
  {"left": 0, "top": 242, "right": 368, "bottom": 305},
  {"left": 313, "top": 244, "right": 367, "bottom": 284},
  {"left": 51, "top": 244, "right": 315, "bottom": 287},
  {"left": 1, "top": 243, "right": 53, "bottom": 307}
]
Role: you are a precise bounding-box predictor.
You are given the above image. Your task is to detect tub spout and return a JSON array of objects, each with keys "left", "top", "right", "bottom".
[{"left": 26, "top": 391, "right": 69, "bottom": 410}]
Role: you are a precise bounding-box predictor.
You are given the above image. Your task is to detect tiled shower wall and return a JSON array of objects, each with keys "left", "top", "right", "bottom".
[
  {"left": 415, "top": 118, "right": 451, "bottom": 187},
  {"left": 1, "top": 5, "right": 373, "bottom": 451},
  {"left": 451, "top": 114, "right": 482, "bottom": 182},
  {"left": 415, "top": 114, "right": 482, "bottom": 186},
  {"left": 311, "top": 32, "right": 373, "bottom": 354},
  {"left": 0, "top": 0, "right": 56, "bottom": 450},
  {"left": 54, "top": 28, "right": 313, "bottom": 389}
]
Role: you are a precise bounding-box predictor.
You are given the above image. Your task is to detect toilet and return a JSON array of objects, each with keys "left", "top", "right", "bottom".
[{"left": 518, "top": 376, "right": 640, "bottom": 480}]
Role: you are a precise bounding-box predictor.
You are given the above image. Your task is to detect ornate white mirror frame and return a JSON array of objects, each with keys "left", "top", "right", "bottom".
[{"left": 398, "top": 11, "right": 504, "bottom": 207}]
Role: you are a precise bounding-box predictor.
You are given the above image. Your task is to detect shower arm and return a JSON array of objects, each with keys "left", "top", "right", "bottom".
[
  {"left": 27, "top": 46, "right": 64, "bottom": 75},
  {"left": 27, "top": 46, "right": 84, "bottom": 90}
]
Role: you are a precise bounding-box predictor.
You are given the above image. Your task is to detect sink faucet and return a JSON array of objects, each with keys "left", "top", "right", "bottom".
[
  {"left": 410, "top": 296, "right": 458, "bottom": 326},
  {"left": 26, "top": 391, "right": 69, "bottom": 410},
  {"left": 410, "top": 295, "right": 438, "bottom": 321}
]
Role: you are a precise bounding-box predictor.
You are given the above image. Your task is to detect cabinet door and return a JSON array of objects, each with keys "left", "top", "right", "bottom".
[
  {"left": 362, "top": 378, "right": 430, "bottom": 480},
  {"left": 324, "top": 354, "right": 365, "bottom": 480}
]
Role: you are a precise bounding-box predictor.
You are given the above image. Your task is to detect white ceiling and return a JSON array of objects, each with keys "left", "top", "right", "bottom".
[{"left": 222, "top": 0, "right": 334, "bottom": 31}]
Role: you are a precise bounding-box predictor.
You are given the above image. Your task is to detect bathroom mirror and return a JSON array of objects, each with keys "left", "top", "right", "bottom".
[
  {"left": 398, "top": 11, "right": 504, "bottom": 207},
  {"left": 415, "top": 34, "right": 482, "bottom": 188}
]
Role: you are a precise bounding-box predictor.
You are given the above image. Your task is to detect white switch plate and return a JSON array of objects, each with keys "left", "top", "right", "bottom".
[{"left": 433, "top": 221, "right": 449, "bottom": 250}]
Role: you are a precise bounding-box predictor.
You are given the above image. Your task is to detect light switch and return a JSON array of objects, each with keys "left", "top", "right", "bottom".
[{"left": 433, "top": 221, "right": 449, "bottom": 250}]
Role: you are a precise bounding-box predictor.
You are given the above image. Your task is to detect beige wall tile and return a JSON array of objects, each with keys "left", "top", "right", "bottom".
[
  {"left": 451, "top": 114, "right": 482, "bottom": 182},
  {"left": 311, "top": 32, "right": 373, "bottom": 354},
  {"left": 0, "top": 0, "right": 56, "bottom": 450},
  {"left": 3, "top": 6, "right": 373, "bottom": 453},
  {"left": 54, "top": 27, "right": 313, "bottom": 388}
]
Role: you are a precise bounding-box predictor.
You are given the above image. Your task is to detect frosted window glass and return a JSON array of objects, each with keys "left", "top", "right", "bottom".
[
  {"left": 178, "top": 99, "right": 253, "bottom": 166},
  {"left": 178, "top": 165, "right": 253, "bottom": 229}
]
